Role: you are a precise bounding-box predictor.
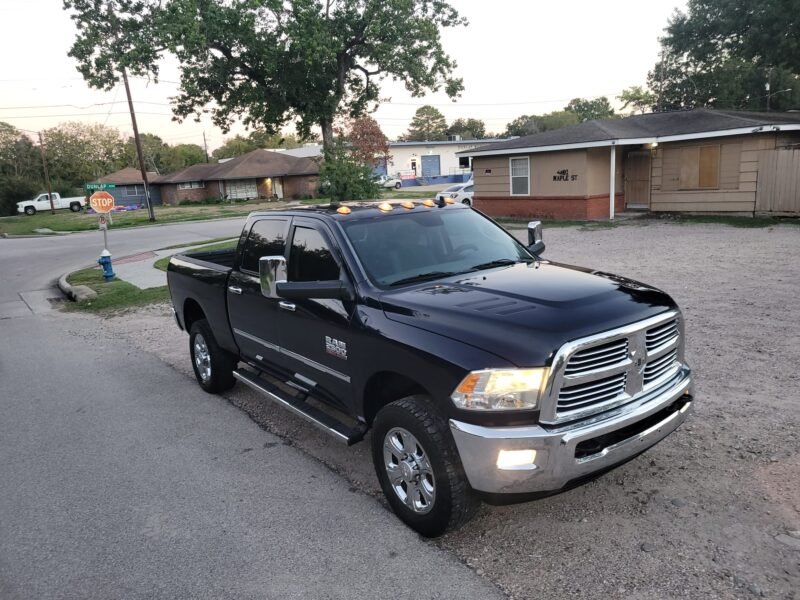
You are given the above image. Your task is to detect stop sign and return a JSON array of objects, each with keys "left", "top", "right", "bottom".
[{"left": 89, "top": 191, "right": 115, "bottom": 213}]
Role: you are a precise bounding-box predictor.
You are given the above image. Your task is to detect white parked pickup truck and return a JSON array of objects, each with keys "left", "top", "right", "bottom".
[{"left": 17, "top": 193, "right": 87, "bottom": 215}]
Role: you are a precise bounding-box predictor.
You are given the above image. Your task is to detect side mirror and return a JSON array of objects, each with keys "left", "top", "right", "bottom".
[
  {"left": 527, "top": 220, "right": 545, "bottom": 255},
  {"left": 259, "top": 255, "right": 287, "bottom": 298}
]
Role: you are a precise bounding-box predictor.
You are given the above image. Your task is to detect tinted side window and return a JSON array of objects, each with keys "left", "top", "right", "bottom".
[
  {"left": 240, "top": 219, "right": 288, "bottom": 272},
  {"left": 289, "top": 227, "right": 340, "bottom": 282}
]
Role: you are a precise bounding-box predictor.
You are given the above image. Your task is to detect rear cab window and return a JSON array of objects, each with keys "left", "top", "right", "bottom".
[{"left": 240, "top": 218, "right": 289, "bottom": 273}]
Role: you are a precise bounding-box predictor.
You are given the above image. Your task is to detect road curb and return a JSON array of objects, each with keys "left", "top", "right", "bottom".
[{"left": 57, "top": 270, "right": 98, "bottom": 303}]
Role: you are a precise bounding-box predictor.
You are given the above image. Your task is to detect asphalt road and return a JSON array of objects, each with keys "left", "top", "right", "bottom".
[{"left": 0, "top": 221, "right": 504, "bottom": 600}]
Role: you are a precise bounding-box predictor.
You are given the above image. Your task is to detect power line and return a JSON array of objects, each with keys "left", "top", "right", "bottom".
[
  {"left": 1, "top": 111, "right": 173, "bottom": 119},
  {"left": 0, "top": 100, "right": 171, "bottom": 110}
]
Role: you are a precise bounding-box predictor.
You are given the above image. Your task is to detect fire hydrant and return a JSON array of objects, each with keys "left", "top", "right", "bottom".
[{"left": 98, "top": 249, "right": 116, "bottom": 282}]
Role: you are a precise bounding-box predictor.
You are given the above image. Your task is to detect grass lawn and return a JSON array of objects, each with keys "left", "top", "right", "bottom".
[
  {"left": 0, "top": 199, "right": 290, "bottom": 236},
  {"left": 64, "top": 267, "right": 169, "bottom": 314}
]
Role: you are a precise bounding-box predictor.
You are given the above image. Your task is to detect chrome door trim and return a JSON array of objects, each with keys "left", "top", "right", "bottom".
[{"left": 233, "top": 328, "right": 351, "bottom": 383}]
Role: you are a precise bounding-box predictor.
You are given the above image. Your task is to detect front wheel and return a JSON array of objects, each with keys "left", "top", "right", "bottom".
[
  {"left": 24, "top": 206, "right": 35, "bottom": 216},
  {"left": 394, "top": 181, "right": 401, "bottom": 189},
  {"left": 189, "top": 319, "right": 237, "bottom": 393},
  {"left": 371, "top": 395, "right": 478, "bottom": 537},
  {"left": 461, "top": 198, "right": 472, "bottom": 206}
]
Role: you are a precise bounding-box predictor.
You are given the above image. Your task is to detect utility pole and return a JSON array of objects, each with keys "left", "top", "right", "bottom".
[
  {"left": 122, "top": 69, "right": 156, "bottom": 221},
  {"left": 37, "top": 132, "right": 56, "bottom": 215},
  {"left": 203, "top": 131, "right": 210, "bottom": 163},
  {"left": 766, "top": 82, "right": 771, "bottom": 112}
]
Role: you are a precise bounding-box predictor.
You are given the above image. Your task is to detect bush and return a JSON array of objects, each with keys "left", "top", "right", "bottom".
[
  {"left": 319, "top": 143, "right": 380, "bottom": 203},
  {"left": 0, "top": 176, "right": 41, "bottom": 216}
]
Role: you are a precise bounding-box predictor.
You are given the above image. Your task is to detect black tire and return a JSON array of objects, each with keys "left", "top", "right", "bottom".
[
  {"left": 189, "top": 319, "right": 237, "bottom": 393},
  {"left": 24, "top": 206, "right": 35, "bottom": 216},
  {"left": 69, "top": 202, "right": 82, "bottom": 212},
  {"left": 394, "top": 181, "right": 401, "bottom": 189},
  {"left": 461, "top": 198, "right": 472, "bottom": 206},
  {"left": 371, "top": 395, "right": 479, "bottom": 537}
]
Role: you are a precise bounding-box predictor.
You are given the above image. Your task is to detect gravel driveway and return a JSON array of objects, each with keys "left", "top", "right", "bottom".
[{"left": 97, "top": 220, "right": 800, "bottom": 599}]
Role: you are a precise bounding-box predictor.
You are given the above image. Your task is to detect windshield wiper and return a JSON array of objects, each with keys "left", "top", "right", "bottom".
[
  {"left": 388, "top": 271, "right": 461, "bottom": 287},
  {"left": 469, "top": 258, "right": 531, "bottom": 271}
]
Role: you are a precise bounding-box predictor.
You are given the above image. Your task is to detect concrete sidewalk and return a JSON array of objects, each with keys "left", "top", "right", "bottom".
[{"left": 111, "top": 241, "right": 236, "bottom": 289}]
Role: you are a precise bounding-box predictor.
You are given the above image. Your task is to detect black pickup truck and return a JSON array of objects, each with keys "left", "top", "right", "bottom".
[{"left": 167, "top": 201, "right": 693, "bottom": 537}]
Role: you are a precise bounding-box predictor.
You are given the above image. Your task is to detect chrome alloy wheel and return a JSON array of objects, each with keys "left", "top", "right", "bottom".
[
  {"left": 193, "top": 333, "right": 211, "bottom": 383},
  {"left": 383, "top": 427, "right": 436, "bottom": 514}
]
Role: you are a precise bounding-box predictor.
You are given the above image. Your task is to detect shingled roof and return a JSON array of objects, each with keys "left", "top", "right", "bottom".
[
  {"left": 95, "top": 167, "right": 159, "bottom": 184},
  {"left": 155, "top": 148, "right": 320, "bottom": 184},
  {"left": 459, "top": 109, "right": 800, "bottom": 157}
]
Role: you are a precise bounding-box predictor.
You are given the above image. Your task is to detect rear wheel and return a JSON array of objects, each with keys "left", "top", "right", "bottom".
[
  {"left": 371, "top": 395, "right": 478, "bottom": 537},
  {"left": 189, "top": 319, "right": 237, "bottom": 393},
  {"left": 69, "top": 202, "right": 82, "bottom": 212},
  {"left": 24, "top": 206, "right": 35, "bottom": 216}
]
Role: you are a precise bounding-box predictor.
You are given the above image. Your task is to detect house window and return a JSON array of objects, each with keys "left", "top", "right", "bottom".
[
  {"left": 677, "top": 145, "right": 721, "bottom": 189},
  {"left": 510, "top": 157, "right": 529, "bottom": 196},
  {"left": 125, "top": 185, "right": 145, "bottom": 196},
  {"left": 178, "top": 181, "right": 205, "bottom": 190}
]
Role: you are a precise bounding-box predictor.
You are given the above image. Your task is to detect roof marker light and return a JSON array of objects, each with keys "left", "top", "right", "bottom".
[
  {"left": 378, "top": 202, "right": 393, "bottom": 212},
  {"left": 337, "top": 206, "right": 351, "bottom": 215},
  {"left": 444, "top": 197, "right": 455, "bottom": 204},
  {"left": 422, "top": 199, "right": 436, "bottom": 207},
  {"left": 401, "top": 201, "right": 415, "bottom": 209}
]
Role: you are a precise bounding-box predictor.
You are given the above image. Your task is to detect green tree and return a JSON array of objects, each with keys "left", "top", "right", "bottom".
[
  {"left": 120, "top": 133, "right": 169, "bottom": 173},
  {"left": 211, "top": 136, "right": 258, "bottom": 161},
  {"left": 161, "top": 143, "right": 207, "bottom": 173},
  {"left": 446, "top": 118, "right": 486, "bottom": 140},
  {"left": 346, "top": 115, "right": 390, "bottom": 167},
  {"left": 64, "top": 0, "right": 467, "bottom": 152},
  {"left": 504, "top": 115, "right": 538, "bottom": 138},
  {"left": 618, "top": 86, "right": 657, "bottom": 114},
  {"left": 536, "top": 110, "right": 581, "bottom": 132},
  {"left": 319, "top": 140, "right": 380, "bottom": 202},
  {"left": 247, "top": 130, "right": 306, "bottom": 150},
  {"left": 42, "top": 122, "right": 125, "bottom": 185},
  {"left": 0, "top": 123, "right": 39, "bottom": 178},
  {"left": 564, "top": 97, "right": 615, "bottom": 121},
  {"left": 0, "top": 176, "right": 41, "bottom": 216},
  {"left": 650, "top": 0, "right": 800, "bottom": 111},
  {"left": 403, "top": 105, "right": 449, "bottom": 141}
]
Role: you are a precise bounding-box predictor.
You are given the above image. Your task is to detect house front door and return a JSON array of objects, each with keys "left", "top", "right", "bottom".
[{"left": 624, "top": 150, "right": 651, "bottom": 209}]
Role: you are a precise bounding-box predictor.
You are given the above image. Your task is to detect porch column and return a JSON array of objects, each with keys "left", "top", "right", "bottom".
[{"left": 609, "top": 144, "right": 616, "bottom": 220}]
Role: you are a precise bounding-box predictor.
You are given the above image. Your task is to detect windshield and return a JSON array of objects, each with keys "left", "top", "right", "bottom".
[{"left": 341, "top": 208, "right": 532, "bottom": 287}]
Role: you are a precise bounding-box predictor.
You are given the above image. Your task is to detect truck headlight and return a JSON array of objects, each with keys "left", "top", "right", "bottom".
[{"left": 451, "top": 368, "right": 549, "bottom": 411}]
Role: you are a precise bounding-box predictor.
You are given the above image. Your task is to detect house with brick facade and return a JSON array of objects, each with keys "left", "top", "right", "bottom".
[
  {"left": 458, "top": 109, "right": 800, "bottom": 219},
  {"left": 154, "top": 149, "right": 320, "bottom": 204}
]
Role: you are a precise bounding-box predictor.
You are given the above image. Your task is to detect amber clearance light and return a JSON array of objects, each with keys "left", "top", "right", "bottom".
[
  {"left": 401, "top": 201, "right": 415, "bottom": 209},
  {"left": 422, "top": 199, "right": 436, "bottom": 207},
  {"left": 378, "top": 202, "right": 393, "bottom": 212},
  {"left": 337, "top": 206, "right": 351, "bottom": 215}
]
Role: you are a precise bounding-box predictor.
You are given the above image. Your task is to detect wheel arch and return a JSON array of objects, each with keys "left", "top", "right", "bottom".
[
  {"left": 183, "top": 298, "right": 207, "bottom": 333},
  {"left": 362, "top": 371, "right": 430, "bottom": 425}
]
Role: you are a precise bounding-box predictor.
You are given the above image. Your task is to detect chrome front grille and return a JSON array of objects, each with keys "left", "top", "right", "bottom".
[
  {"left": 542, "top": 311, "right": 683, "bottom": 424},
  {"left": 558, "top": 373, "right": 627, "bottom": 413},
  {"left": 564, "top": 338, "right": 628, "bottom": 376},
  {"left": 646, "top": 319, "right": 679, "bottom": 352}
]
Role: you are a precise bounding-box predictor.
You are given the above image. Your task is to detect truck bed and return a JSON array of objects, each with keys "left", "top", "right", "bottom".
[{"left": 166, "top": 248, "right": 238, "bottom": 353}]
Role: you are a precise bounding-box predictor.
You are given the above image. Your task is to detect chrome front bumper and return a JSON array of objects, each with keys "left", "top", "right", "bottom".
[{"left": 449, "top": 368, "right": 693, "bottom": 495}]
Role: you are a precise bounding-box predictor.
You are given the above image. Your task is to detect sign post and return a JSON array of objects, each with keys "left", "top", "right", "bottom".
[{"left": 89, "top": 191, "right": 117, "bottom": 281}]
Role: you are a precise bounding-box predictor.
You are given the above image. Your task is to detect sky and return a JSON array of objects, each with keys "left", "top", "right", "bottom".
[{"left": 0, "top": 0, "right": 687, "bottom": 151}]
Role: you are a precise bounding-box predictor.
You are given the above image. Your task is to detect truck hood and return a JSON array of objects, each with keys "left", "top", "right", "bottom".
[{"left": 379, "top": 261, "right": 677, "bottom": 367}]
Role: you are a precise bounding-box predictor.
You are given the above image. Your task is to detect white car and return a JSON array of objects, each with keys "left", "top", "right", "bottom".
[
  {"left": 376, "top": 174, "right": 402, "bottom": 189},
  {"left": 436, "top": 183, "right": 474, "bottom": 206},
  {"left": 17, "top": 192, "right": 87, "bottom": 215}
]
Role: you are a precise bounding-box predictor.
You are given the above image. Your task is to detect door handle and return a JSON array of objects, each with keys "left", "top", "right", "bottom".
[
  {"left": 279, "top": 301, "right": 296, "bottom": 312},
  {"left": 228, "top": 286, "right": 243, "bottom": 295}
]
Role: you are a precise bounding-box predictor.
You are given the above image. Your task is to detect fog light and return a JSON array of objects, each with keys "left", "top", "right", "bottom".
[{"left": 496, "top": 449, "right": 537, "bottom": 470}]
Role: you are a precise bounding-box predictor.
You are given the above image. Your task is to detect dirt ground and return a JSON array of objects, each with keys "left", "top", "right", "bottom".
[{"left": 94, "top": 220, "right": 800, "bottom": 599}]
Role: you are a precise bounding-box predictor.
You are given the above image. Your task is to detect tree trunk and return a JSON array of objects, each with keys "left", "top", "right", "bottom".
[{"left": 320, "top": 118, "right": 334, "bottom": 156}]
